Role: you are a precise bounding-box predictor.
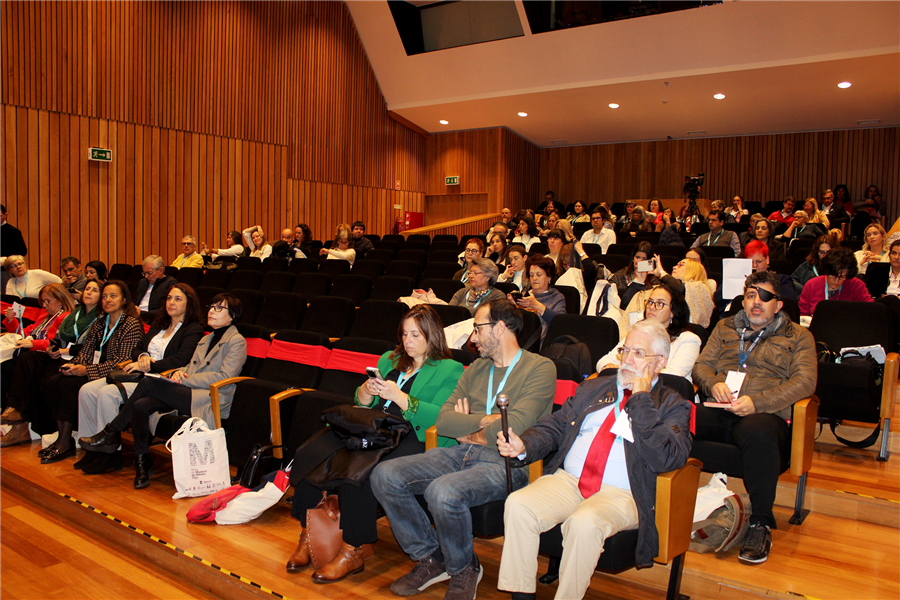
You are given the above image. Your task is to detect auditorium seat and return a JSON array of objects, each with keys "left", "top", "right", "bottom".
[
  {"left": 365, "top": 249, "right": 396, "bottom": 264},
  {"left": 432, "top": 234, "right": 459, "bottom": 245},
  {"left": 372, "top": 240, "right": 400, "bottom": 254},
  {"left": 385, "top": 260, "right": 422, "bottom": 282},
  {"left": 431, "top": 304, "right": 472, "bottom": 328},
  {"left": 300, "top": 296, "right": 355, "bottom": 338},
  {"left": 427, "top": 250, "right": 460, "bottom": 264},
  {"left": 108, "top": 263, "right": 133, "bottom": 281},
  {"left": 607, "top": 243, "right": 634, "bottom": 256},
  {"left": 164, "top": 266, "right": 178, "bottom": 279},
  {"left": 237, "top": 256, "right": 262, "bottom": 271},
  {"left": 428, "top": 241, "right": 459, "bottom": 254},
  {"left": 294, "top": 272, "right": 332, "bottom": 298},
  {"left": 382, "top": 234, "right": 405, "bottom": 245},
  {"left": 330, "top": 274, "right": 372, "bottom": 307},
  {"left": 255, "top": 292, "right": 307, "bottom": 331},
  {"left": 396, "top": 249, "right": 427, "bottom": 266},
  {"left": 348, "top": 299, "right": 409, "bottom": 343},
  {"left": 419, "top": 278, "right": 464, "bottom": 302},
  {"left": 230, "top": 289, "right": 263, "bottom": 324},
  {"left": 259, "top": 271, "right": 296, "bottom": 294},
  {"left": 401, "top": 241, "right": 430, "bottom": 253},
  {"left": 351, "top": 259, "right": 386, "bottom": 280},
  {"left": 553, "top": 284, "right": 581, "bottom": 315},
  {"left": 195, "top": 286, "right": 225, "bottom": 312},
  {"left": 235, "top": 323, "right": 275, "bottom": 378},
  {"left": 260, "top": 257, "right": 289, "bottom": 274},
  {"left": 370, "top": 276, "right": 415, "bottom": 301},
  {"left": 227, "top": 270, "right": 262, "bottom": 291},
  {"left": 542, "top": 314, "right": 619, "bottom": 367},
  {"left": 421, "top": 261, "right": 460, "bottom": 281},
  {"left": 406, "top": 234, "right": 431, "bottom": 246},
  {"left": 318, "top": 259, "right": 352, "bottom": 278},
  {"left": 173, "top": 267, "right": 203, "bottom": 288},
  {"left": 199, "top": 269, "right": 232, "bottom": 289},
  {"left": 288, "top": 258, "right": 319, "bottom": 275}
]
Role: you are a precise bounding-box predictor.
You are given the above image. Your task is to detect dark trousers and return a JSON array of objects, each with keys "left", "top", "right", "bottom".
[
  {"left": 109, "top": 377, "right": 193, "bottom": 456},
  {"left": 291, "top": 432, "right": 426, "bottom": 547},
  {"left": 4, "top": 351, "right": 62, "bottom": 426},
  {"left": 695, "top": 404, "right": 790, "bottom": 529},
  {"left": 41, "top": 371, "right": 90, "bottom": 434}
]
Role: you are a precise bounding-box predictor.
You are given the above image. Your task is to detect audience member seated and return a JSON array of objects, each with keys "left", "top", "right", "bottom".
[
  {"left": 320, "top": 229, "right": 356, "bottom": 266},
  {"left": 538, "top": 212, "right": 560, "bottom": 236},
  {"left": 201, "top": 231, "right": 244, "bottom": 261},
  {"left": 1, "top": 281, "right": 100, "bottom": 447},
  {"left": 619, "top": 206, "right": 654, "bottom": 234},
  {"left": 610, "top": 242, "right": 659, "bottom": 310},
  {"left": 854, "top": 223, "right": 889, "bottom": 275},
  {"left": 555, "top": 220, "right": 577, "bottom": 244},
  {"left": 693, "top": 271, "right": 816, "bottom": 564},
  {"left": 742, "top": 241, "right": 796, "bottom": 300},
  {"left": 851, "top": 185, "right": 883, "bottom": 239},
  {"left": 545, "top": 230, "right": 568, "bottom": 272},
  {"left": 728, "top": 195, "right": 749, "bottom": 222},
  {"left": 4, "top": 255, "right": 62, "bottom": 299},
  {"left": 76, "top": 283, "right": 205, "bottom": 474},
  {"left": 81, "top": 293, "right": 247, "bottom": 489},
  {"left": 819, "top": 188, "right": 849, "bottom": 229},
  {"left": 567, "top": 201, "right": 590, "bottom": 225},
  {"left": 645, "top": 256, "right": 714, "bottom": 328},
  {"left": 791, "top": 234, "right": 837, "bottom": 296},
  {"left": 350, "top": 221, "right": 374, "bottom": 256},
  {"left": 498, "top": 244, "right": 529, "bottom": 292},
  {"left": 243, "top": 226, "right": 273, "bottom": 260},
  {"left": 450, "top": 258, "right": 505, "bottom": 316},
  {"left": 885, "top": 240, "right": 900, "bottom": 297},
  {"left": 676, "top": 204, "right": 703, "bottom": 233},
  {"left": 484, "top": 221, "right": 510, "bottom": 243},
  {"left": 750, "top": 218, "right": 785, "bottom": 261},
  {"left": 655, "top": 208, "right": 680, "bottom": 239},
  {"left": 36, "top": 281, "right": 143, "bottom": 465},
  {"left": 768, "top": 196, "right": 796, "bottom": 225},
  {"left": 647, "top": 198, "right": 664, "bottom": 223},
  {"left": 500, "top": 207, "right": 513, "bottom": 226},
  {"left": 454, "top": 238, "right": 485, "bottom": 284},
  {"left": 371, "top": 298, "right": 555, "bottom": 600},
  {"left": 0, "top": 204, "right": 27, "bottom": 261},
  {"left": 497, "top": 319, "right": 691, "bottom": 600},
  {"left": 291, "top": 223, "right": 313, "bottom": 259},
  {"left": 511, "top": 255, "right": 566, "bottom": 342},
  {"left": 285, "top": 305, "right": 464, "bottom": 582},
  {"left": 684, "top": 248, "right": 718, "bottom": 294},
  {"left": 171, "top": 236, "right": 204, "bottom": 269},
  {"left": 512, "top": 217, "right": 540, "bottom": 252},
  {"left": 802, "top": 198, "right": 830, "bottom": 230},
  {"left": 709, "top": 200, "right": 733, "bottom": 223},
  {"left": 485, "top": 232, "right": 507, "bottom": 265},
  {"left": 135, "top": 255, "right": 177, "bottom": 318},
  {"left": 739, "top": 213, "right": 766, "bottom": 249},
  {"left": 84, "top": 260, "right": 108, "bottom": 285},
  {"left": 834, "top": 184, "right": 853, "bottom": 215},
  {"left": 597, "top": 282, "right": 702, "bottom": 381},
  {"left": 60, "top": 256, "right": 87, "bottom": 303},
  {"left": 777, "top": 211, "right": 820, "bottom": 245},
  {"left": 538, "top": 200, "right": 560, "bottom": 229},
  {"left": 690, "top": 209, "right": 741, "bottom": 256},
  {"left": 577, "top": 207, "right": 615, "bottom": 255},
  {"left": 798, "top": 247, "right": 872, "bottom": 316},
  {"left": 270, "top": 240, "right": 292, "bottom": 260}
]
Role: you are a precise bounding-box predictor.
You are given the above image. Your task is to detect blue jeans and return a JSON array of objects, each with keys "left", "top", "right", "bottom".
[{"left": 371, "top": 444, "right": 528, "bottom": 575}]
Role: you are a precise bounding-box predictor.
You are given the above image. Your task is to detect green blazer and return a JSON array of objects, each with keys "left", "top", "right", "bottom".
[{"left": 355, "top": 351, "right": 464, "bottom": 447}]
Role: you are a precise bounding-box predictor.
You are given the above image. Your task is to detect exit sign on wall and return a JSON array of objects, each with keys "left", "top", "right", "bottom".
[
  {"left": 89, "top": 147, "right": 112, "bottom": 162},
  {"left": 445, "top": 176, "right": 459, "bottom": 185}
]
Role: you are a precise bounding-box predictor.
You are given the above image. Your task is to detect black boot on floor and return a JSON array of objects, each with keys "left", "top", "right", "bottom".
[
  {"left": 73, "top": 449, "right": 100, "bottom": 470},
  {"left": 79, "top": 425, "right": 121, "bottom": 453},
  {"left": 83, "top": 450, "right": 124, "bottom": 475},
  {"left": 134, "top": 454, "right": 154, "bottom": 489}
]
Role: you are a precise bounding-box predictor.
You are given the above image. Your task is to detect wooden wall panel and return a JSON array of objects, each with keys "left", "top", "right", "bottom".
[{"left": 539, "top": 128, "right": 900, "bottom": 221}]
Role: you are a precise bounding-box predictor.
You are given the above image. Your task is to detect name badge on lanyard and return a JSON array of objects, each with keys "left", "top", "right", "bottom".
[{"left": 93, "top": 350, "right": 102, "bottom": 365}]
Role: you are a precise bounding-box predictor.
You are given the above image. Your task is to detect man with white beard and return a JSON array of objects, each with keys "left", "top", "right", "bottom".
[{"left": 495, "top": 319, "right": 693, "bottom": 600}]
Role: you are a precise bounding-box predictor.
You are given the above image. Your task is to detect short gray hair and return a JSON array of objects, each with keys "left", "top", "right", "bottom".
[
  {"left": 629, "top": 319, "right": 671, "bottom": 359},
  {"left": 182, "top": 235, "right": 197, "bottom": 245},
  {"left": 471, "top": 257, "right": 499, "bottom": 286},
  {"left": 143, "top": 255, "right": 165, "bottom": 270}
]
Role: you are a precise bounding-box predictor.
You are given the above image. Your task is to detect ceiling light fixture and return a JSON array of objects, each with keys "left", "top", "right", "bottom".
[
  {"left": 439, "top": 119, "right": 449, "bottom": 125},
  {"left": 713, "top": 93, "right": 725, "bottom": 100},
  {"left": 608, "top": 103, "right": 619, "bottom": 109},
  {"left": 837, "top": 82, "right": 852, "bottom": 89},
  {"left": 517, "top": 112, "right": 528, "bottom": 117}
]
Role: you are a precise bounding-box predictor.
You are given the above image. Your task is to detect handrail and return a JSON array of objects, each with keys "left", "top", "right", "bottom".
[{"left": 402, "top": 213, "right": 500, "bottom": 237}]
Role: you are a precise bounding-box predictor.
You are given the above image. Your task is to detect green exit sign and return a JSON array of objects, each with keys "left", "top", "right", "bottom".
[
  {"left": 445, "top": 176, "right": 459, "bottom": 185},
  {"left": 89, "top": 147, "right": 112, "bottom": 162}
]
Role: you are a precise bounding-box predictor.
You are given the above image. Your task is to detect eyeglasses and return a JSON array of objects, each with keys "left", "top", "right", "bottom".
[
  {"left": 826, "top": 274, "right": 848, "bottom": 283},
  {"left": 142, "top": 270, "right": 157, "bottom": 277},
  {"left": 182, "top": 242, "right": 194, "bottom": 246},
  {"left": 591, "top": 217, "right": 603, "bottom": 221},
  {"left": 644, "top": 299, "right": 670, "bottom": 310},
  {"left": 464, "top": 248, "right": 481, "bottom": 255},
  {"left": 675, "top": 261, "right": 687, "bottom": 268},
  {"left": 617, "top": 346, "right": 663, "bottom": 361},
  {"left": 207, "top": 304, "right": 227, "bottom": 313},
  {"left": 41, "top": 298, "right": 53, "bottom": 306},
  {"left": 469, "top": 271, "right": 484, "bottom": 278},
  {"left": 472, "top": 321, "right": 496, "bottom": 331},
  {"left": 747, "top": 285, "right": 780, "bottom": 302},
  {"left": 10, "top": 262, "right": 25, "bottom": 269}
]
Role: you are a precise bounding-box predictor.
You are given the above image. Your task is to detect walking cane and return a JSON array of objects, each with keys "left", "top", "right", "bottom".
[{"left": 497, "top": 393, "right": 513, "bottom": 494}]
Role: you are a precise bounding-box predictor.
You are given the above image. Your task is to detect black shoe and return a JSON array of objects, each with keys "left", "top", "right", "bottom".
[
  {"left": 40, "top": 444, "right": 76, "bottom": 464},
  {"left": 739, "top": 522, "right": 772, "bottom": 564},
  {"left": 73, "top": 450, "right": 100, "bottom": 470},
  {"left": 37, "top": 443, "right": 58, "bottom": 458},
  {"left": 83, "top": 450, "right": 124, "bottom": 475},
  {"left": 134, "top": 454, "right": 154, "bottom": 489},
  {"left": 79, "top": 426, "right": 121, "bottom": 452}
]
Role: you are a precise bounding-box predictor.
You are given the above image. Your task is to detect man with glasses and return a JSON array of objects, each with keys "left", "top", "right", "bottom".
[
  {"left": 135, "top": 255, "right": 176, "bottom": 320},
  {"left": 576, "top": 209, "right": 615, "bottom": 256},
  {"left": 372, "top": 298, "right": 555, "bottom": 600},
  {"left": 693, "top": 271, "right": 816, "bottom": 564},
  {"left": 170, "top": 236, "right": 203, "bottom": 269},
  {"left": 60, "top": 256, "right": 87, "bottom": 303},
  {"left": 690, "top": 209, "right": 741, "bottom": 257},
  {"left": 819, "top": 189, "right": 849, "bottom": 228},
  {"left": 495, "top": 319, "right": 691, "bottom": 600}
]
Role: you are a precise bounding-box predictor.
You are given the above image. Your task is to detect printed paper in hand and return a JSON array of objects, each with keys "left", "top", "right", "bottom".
[
  {"left": 10, "top": 302, "right": 25, "bottom": 319},
  {"left": 724, "top": 371, "right": 746, "bottom": 401},
  {"left": 610, "top": 409, "right": 634, "bottom": 442},
  {"left": 722, "top": 259, "right": 753, "bottom": 300}
]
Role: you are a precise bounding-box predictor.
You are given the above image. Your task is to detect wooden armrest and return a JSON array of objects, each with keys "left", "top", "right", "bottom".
[
  {"left": 329, "top": 337, "right": 340, "bottom": 343},
  {"left": 654, "top": 457, "right": 702, "bottom": 564},
  {"left": 268, "top": 388, "right": 316, "bottom": 460},
  {"left": 117, "top": 360, "right": 133, "bottom": 369},
  {"left": 159, "top": 368, "right": 179, "bottom": 377},
  {"left": 881, "top": 353, "right": 898, "bottom": 420},
  {"left": 209, "top": 376, "right": 255, "bottom": 429},
  {"left": 790, "top": 396, "right": 819, "bottom": 477},
  {"left": 425, "top": 426, "right": 543, "bottom": 483},
  {"left": 426, "top": 425, "right": 439, "bottom": 450},
  {"left": 528, "top": 461, "right": 543, "bottom": 484},
  {"left": 587, "top": 372, "right": 599, "bottom": 380}
]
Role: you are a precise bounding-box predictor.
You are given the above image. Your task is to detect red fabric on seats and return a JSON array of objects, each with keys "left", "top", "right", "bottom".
[
  {"left": 326, "top": 349, "right": 382, "bottom": 374},
  {"left": 245, "top": 337, "right": 270, "bottom": 359},
  {"left": 267, "top": 339, "right": 331, "bottom": 367},
  {"left": 554, "top": 379, "right": 579, "bottom": 405}
]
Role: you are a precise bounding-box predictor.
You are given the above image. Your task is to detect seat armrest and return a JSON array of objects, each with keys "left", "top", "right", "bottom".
[
  {"left": 425, "top": 425, "right": 544, "bottom": 483},
  {"left": 268, "top": 388, "right": 315, "bottom": 460},
  {"left": 209, "top": 376, "right": 255, "bottom": 429},
  {"left": 426, "top": 425, "right": 439, "bottom": 450},
  {"left": 881, "top": 353, "right": 898, "bottom": 420},
  {"left": 117, "top": 360, "right": 133, "bottom": 369},
  {"left": 654, "top": 457, "right": 702, "bottom": 565},
  {"left": 790, "top": 396, "right": 819, "bottom": 477}
]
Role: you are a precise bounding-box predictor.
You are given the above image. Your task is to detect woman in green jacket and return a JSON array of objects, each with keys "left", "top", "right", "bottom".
[{"left": 286, "top": 304, "right": 463, "bottom": 582}]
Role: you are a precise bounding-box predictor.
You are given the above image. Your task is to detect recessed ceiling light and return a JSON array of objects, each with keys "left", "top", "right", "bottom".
[
  {"left": 713, "top": 93, "right": 725, "bottom": 100},
  {"left": 837, "top": 81, "right": 852, "bottom": 89},
  {"left": 608, "top": 103, "right": 619, "bottom": 109},
  {"left": 517, "top": 112, "right": 528, "bottom": 117},
  {"left": 439, "top": 119, "right": 449, "bottom": 125}
]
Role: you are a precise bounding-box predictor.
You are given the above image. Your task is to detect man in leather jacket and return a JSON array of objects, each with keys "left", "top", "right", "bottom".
[{"left": 496, "top": 320, "right": 692, "bottom": 600}]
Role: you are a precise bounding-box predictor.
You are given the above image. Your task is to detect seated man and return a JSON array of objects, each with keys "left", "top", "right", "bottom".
[
  {"left": 135, "top": 255, "right": 177, "bottom": 320},
  {"left": 777, "top": 211, "right": 821, "bottom": 244},
  {"left": 768, "top": 197, "right": 796, "bottom": 225},
  {"left": 60, "top": 256, "right": 87, "bottom": 303},
  {"left": 576, "top": 208, "right": 615, "bottom": 256},
  {"left": 171, "top": 235, "right": 203, "bottom": 269},
  {"left": 690, "top": 209, "right": 741, "bottom": 257},
  {"left": 350, "top": 221, "right": 374, "bottom": 256},
  {"left": 497, "top": 319, "right": 691, "bottom": 600},
  {"left": 371, "top": 298, "right": 555, "bottom": 600},
  {"left": 693, "top": 271, "right": 816, "bottom": 564}
]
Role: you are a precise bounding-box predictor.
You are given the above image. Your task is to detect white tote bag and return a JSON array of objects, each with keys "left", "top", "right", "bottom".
[{"left": 166, "top": 417, "right": 231, "bottom": 500}]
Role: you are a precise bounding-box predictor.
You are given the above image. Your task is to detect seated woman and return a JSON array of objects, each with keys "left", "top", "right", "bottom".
[
  {"left": 538, "top": 211, "right": 559, "bottom": 236},
  {"left": 620, "top": 206, "right": 654, "bottom": 234},
  {"left": 485, "top": 231, "right": 507, "bottom": 265},
  {"left": 320, "top": 229, "right": 357, "bottom": 266},
  {"left": 684, "top": 247, "right": 718, "bottom": 294},
  {"left": 4, "top": 255, "right": 62, "bottom": 299},
  {"left": 84, "top": 260, "right": 108, "bottom": 285},
  {"left": 512, "top": 216, "right": 539, "bottom": 252},
  {"left": 75, "top": 283, "right": 205, "bottom": 474},
  {"left": 545, "top": 229, "right": 569, "bottom": 272},
  {"left": 453, "top": 238, "right": 485, "bottom": 284},
  {"left": 567, "top": 201, "right": 590, "bottom": 224},
  {"left": 497, "top": 244, "right": 529, "bottom": 292},
  {"left": 2, "top": 282, "right": 73, "bottom": 353},
  {"left": 739, "top": 213, "right": 765, "bottom": 248},
  {"left": 855, "top": 223, "right": 889, "bottom": 276},
  {"left": 1, "top": 281, "right": 101, "bottom": 447},
  {"left": 610, "top": 241, "right": 659, "bottom": 310},
  {"left": 799, "top": 247, "right": 872, "bottom": 316},
  {"left": 645, "top": 256, "right": 715, "bottom": 328},
  {"left": 285, "top": 304, "right": 464, "bottom": 581},
  {"left": 728, "top": 196, "right": 749, "bottom": 223},
  {"left": 81, "top": 293, "right": 247, "bottom": 489},
  {"left": 676, "top": 204, "right": 703, "bottom": 233},
  {"left": 885, "top": 240, "right": 900, "bottom": 296},
  {"left": 791, "top": 234, "right": 837, "bottom": 296},
  {"left": 803, "top": 198, "right": 830, "bottom": 230},
  {"left": 450, "top": 258, "right": 505, "bottom": 315},
  {"left": 36, "top": 281, "right": 143, "bottom": 464},
  {"left": 648, "top": 199, "right": 664, "bottom": 224},
  {"left": 510, "top": 255, "right": 566, "bottom": 342},
  {"left": 596, "top": 282, "right": 702, "bottom": 381},
  {"left": 777, "top": 211, "right": 820, "bottom": 245},
  {"left": 751, "top": 218, "right": 786, "bottom": 261},
  {"left": 243, "top": 225, "right": 273, "bottom": 260},
  {"left": 291, "top": 224, "right": 314, "bottom": 259}
]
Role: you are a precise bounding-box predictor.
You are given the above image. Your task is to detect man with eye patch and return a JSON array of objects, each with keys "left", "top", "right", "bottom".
[{"left": 693, "top": 270, "right": 816, "bottom": 565}]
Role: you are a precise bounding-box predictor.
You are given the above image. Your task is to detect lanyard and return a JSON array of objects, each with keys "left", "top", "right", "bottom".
[
  {"left": 13, "top": 273, "right": 28, "bottom": 298},
  {"left": 812, "top": 266, "right": 818, "bottom": 277},
  {"left": 100, "top": 313, "right": 122, "bottom": 350},
  {"left": 468, "top": 290, "right": 490, "bottom": 310},
  {"left": 486, "top": 349, "right": 523, "bottom": 414},
  {"left": 591, "top": 231, "right": 604, "bottom": 244},
  {"left": 385, "top": 367, "right": 422, "bottom": 410},
  {"left": 707, "top": 232, "right": 722, "bottom": 246},
  {"left": 827, "top": 284, "right": 842, "bottom": 300},
  {"left": 794, "top": 225, "right": 806, "bottom": 238},
  {"left": 72, "top": 308, "right": 84, "bottom": 339},
  {"left": 738, "top": 327, "right": 765, "bottom": 370}
]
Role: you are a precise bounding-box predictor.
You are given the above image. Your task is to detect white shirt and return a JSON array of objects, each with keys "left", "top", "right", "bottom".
[
  {"left": 512, "top": 235, "right": 537, "bottom": 252},
  {"left": 212, "top": 244, "right": 244, "bottom": 260},
  {"left": 580, "top": 228, "right": 615, "bottom": 254},
  {"left": 139, "top": 283, "right": 154, "bottom": 312},
  {"left": 887, "top": 268, "right": 900, "bottom": 296},
  {"left": 6, "top": 270, "right": 62, "bottom": 299},
  {"left": 146, "top": 321, "right": 183, "bottom": 360}
]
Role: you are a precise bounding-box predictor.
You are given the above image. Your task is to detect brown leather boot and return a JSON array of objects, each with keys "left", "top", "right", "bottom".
[
  {"left": 285, "top": 528, "right": 311, "bottom": 572},
  {"left": 311, "top": 542, "right": 364, "bottom": 583}
]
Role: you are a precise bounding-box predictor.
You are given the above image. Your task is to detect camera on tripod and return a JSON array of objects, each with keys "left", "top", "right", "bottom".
[{"left": 683, "top": 172, "right": 705, "bottom": 214}]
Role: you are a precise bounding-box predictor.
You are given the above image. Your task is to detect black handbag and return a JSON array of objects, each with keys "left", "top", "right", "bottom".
[
  {"left": 238, "top": 443, "right": 278, "bottom": 488},
  {"left": 321, "top": 405, "right": 412, "bottom": 451},
  {"left": 105, "top": 369, "right": 144, "bottom": 405}
]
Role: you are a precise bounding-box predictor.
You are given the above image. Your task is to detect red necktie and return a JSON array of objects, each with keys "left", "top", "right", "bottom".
[{"left": 578, "top": 390, "right": 631, "bottom": 498}]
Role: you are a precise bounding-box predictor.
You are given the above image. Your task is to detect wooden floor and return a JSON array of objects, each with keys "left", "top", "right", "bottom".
[{"left": 1, "top": 437, "right": 898, "bottom": 600}]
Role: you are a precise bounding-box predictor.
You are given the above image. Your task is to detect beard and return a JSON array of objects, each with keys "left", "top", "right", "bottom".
[
  {"left": 476, "top": 331, "right": 499, "bottom": 360},
  {"left": 617, "top": 365, "right": 638, "bottom": 389}
]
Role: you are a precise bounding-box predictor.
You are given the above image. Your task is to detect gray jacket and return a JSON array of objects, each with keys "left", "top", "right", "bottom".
[{"left": 182, "top": 325, "right": 247, "bottom": 426}]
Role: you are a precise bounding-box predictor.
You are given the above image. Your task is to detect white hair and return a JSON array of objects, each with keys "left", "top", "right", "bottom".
[{"left": 629, "top": 319, "right": 671, "bottom": 359}]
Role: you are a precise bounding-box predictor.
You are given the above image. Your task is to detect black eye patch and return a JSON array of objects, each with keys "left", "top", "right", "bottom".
[{"left": 749, "top": 286, "right": 780, "bottom": 303}]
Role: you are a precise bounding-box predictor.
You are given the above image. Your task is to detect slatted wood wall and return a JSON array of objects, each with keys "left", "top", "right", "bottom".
[{"left": 539, "top": 128, "right": 900, "bottom": 218}]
